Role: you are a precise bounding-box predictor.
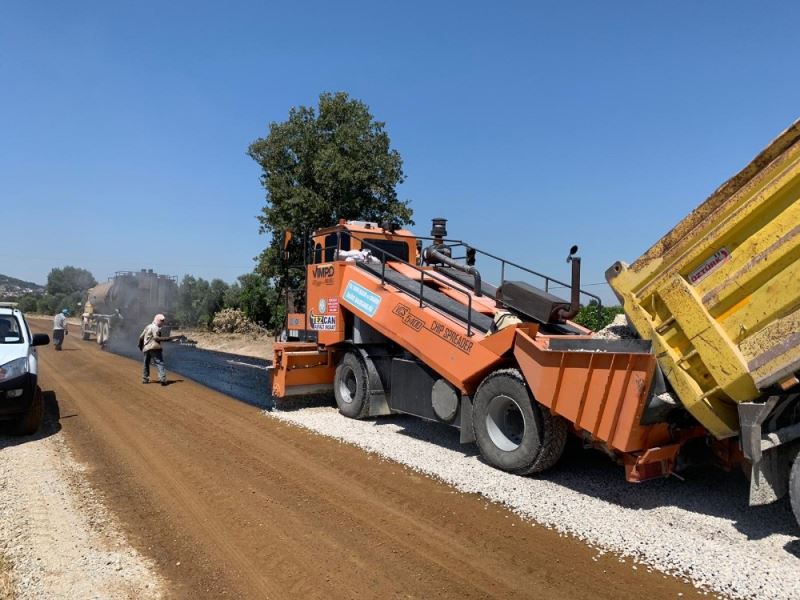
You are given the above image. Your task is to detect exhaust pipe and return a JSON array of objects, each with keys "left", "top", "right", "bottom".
[
  {"left": 424, "top": 218, "right": 483, "bottom": 297},
  {"left": 423, "top": 245, "right": 484, "bottom": 297},
  {"left": 554, "top": 245, "right": 581, "bottom": 322}
]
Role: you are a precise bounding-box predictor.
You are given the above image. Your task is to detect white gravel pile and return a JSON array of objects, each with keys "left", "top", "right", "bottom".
[
  {"left": 0, "top": 428, "right": 164, "bottom": 599},
  {"left": 594, "top": 313, "right": 639, "bottom": 339},
  {"left": 267, "top": 405, "right": 800, "bottom": 600}
]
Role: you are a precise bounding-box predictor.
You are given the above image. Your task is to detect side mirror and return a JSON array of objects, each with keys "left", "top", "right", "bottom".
[{"left": 31, "top": 333, "right": 50, "bottom": 347}]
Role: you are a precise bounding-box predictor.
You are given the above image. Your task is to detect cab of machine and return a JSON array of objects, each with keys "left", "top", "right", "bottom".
[{"left": 310, "top": 220, "right": 418, "bottom": 265}]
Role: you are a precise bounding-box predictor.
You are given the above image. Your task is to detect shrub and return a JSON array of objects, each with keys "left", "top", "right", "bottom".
[{"left": 211, "top": 308, "right": 265, "bottom": 334}]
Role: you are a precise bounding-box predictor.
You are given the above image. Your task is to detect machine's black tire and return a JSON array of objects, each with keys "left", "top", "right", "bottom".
[
  {"left": 10, "top": 386, "right": 44, "bottom": 436},
  {"left": 472, "top": 368, "right": 568, "bottom": 475},
  {"left": 790, "top": 450, "right": 800, "bottom": 531},
  {"left": 334, "top": 351, "right": 370, "bottom": 419}
]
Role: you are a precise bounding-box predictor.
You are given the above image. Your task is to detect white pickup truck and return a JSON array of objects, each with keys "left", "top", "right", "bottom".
[{"left": 0, "top": 302, "right": 50, "bottom": 435}]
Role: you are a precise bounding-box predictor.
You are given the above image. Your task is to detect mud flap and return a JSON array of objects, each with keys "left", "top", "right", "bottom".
[
  {"left": 459, "top": 395, "right": 475, "bottom": 444},
  {"left": 355, "top": 348, "right": 392, "bottom": 417}
]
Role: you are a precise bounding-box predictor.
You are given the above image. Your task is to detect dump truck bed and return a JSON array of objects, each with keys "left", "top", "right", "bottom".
[{"left": 607, "top": 120, "right": 800, "bottom": 438}]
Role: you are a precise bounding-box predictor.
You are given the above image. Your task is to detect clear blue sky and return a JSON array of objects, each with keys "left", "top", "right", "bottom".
[{"left": 2, "top": 1, "right": 797, "bottom": 305}]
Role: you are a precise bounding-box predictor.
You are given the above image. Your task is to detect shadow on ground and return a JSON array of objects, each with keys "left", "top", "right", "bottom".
[{"left": 0, "top": 390, "right": 62, "bottom": 450}]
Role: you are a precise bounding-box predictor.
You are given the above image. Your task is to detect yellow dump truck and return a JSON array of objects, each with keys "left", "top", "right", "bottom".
[{"left": 607, "top": 119, "right": 800, "bottom": 522}]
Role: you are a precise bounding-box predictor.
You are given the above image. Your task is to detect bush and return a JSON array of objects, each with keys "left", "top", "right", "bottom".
[
  {"left": 210, "top": 308, "right": 265, "bottom": 335},
  {"left": 574, "top": 302, "right": 625, "bottom": 332}
]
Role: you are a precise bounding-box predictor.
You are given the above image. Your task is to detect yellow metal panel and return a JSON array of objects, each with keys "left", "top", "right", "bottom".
[
  {"left": 621, "top": 286, "right": 742, "bottom": 438},
  {"left": 740, "top": 305, "right": 800, "bottom": 389},
  {"left": 608, "top": 120, "right": 800, "bottom": 438}
]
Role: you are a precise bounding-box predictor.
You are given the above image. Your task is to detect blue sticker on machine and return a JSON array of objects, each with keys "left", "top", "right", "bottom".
[{"left": 343, "top": 281, "right": 382, "bottom": 317}]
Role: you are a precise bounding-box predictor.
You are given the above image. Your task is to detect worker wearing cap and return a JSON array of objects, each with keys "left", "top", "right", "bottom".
[
  {"left": 53, "top": 308, "right": 69, "bottom": 351},
  {"left": 138, "top": 314, "right": 179, "bottom": 385}
]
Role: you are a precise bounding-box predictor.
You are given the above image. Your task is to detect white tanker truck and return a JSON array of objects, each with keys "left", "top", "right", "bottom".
[{"left": 82, "top": 269, "right": 178, "bottom": 346}]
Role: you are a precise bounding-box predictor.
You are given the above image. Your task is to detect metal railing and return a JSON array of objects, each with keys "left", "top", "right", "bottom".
[
  {"left": 436, "top": 241, "right": 603, "bottom": 307},
  {"left": 323, "top": 231, "right": 480, "bottom": 337}
]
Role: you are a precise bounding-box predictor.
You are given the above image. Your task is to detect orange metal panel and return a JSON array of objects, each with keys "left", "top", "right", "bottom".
[
  {"left": 513, "top": 330, "right": 671, "bottom": 453},
  {"left": 271, "top": 342, "right": 335, "bottom": 398},
  {"left": 330, "top": 264, "right": 505, "bottom": 392},
  {"left": 623, "top": 444, "right": 681, "bottom": 482},
  {"left": 307, "top": 263, "right": 346, "bottom": 346}
]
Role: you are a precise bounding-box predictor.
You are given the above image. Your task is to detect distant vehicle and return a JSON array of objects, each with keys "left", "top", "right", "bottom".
[
  {"left": 0, "top": 302, "right": 50, "bottom": 435},
  {"left": 82, "top": 269, "right": 178, "bottom": 346}
]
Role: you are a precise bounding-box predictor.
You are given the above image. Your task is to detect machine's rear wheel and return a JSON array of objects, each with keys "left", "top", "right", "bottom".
[
  {"left": 790, "top": 450, "right": 800, "bottom": 530},
  {"left": 334, "top": 351, "right": 370, "bottom": 419},
  {"left": 472, "top": 368, "right": 568, "bottom": 475}
]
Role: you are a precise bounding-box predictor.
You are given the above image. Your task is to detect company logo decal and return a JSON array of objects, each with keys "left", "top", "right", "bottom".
[
  {"left": 430, "top": 319, "right": 474, "bottom": 354},
  {"left": 309, "top": 311, "right": 337, "bottom": 330},
  {"left": 343, "top": 281, "right": 381, "bottom": 317},
  {"left": 313, "top": 265, "right": 335, "bottom": 279},
  {"left": 393, "top": 303, "right": 425, "bottom": 331},
  {"left": 392, "top": 302, "right": 473, "bottom": 354},
  {"left": 318, "top": 298, "right": 327, "bottom": 314},
  {"left": 689, "top": 248, "right": 730, "bottom": 284}
]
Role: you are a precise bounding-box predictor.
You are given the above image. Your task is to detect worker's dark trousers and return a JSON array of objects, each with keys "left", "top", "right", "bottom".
[
  {"left": 53, "top": 329, "right": 65, "bottom": 350},
  {"left": 142, "top": 349, "right": 166, "bottom": 383}
]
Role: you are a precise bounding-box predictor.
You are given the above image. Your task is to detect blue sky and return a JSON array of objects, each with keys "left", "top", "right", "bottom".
[{"left": 1, "top": 1, "right": 797, "bottom": 305}]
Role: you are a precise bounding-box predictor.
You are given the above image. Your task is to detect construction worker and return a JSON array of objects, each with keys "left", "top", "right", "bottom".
[
  {"left": 138, "top": 314, "right": 180, "bottom": 385},
  {"left": 53, "top": 308, "right": 69, "bottom": 351}
]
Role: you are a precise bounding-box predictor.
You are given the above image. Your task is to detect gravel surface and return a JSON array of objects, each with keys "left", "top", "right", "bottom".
[
  {"left": 594, "top": 313, "right": 640, "bottom": 339},
  {"left": 0, "top": 411, "right": 164, "bottom": 599},
  {"left": 268, "top": 405, "right": 800, "bottom": 600}
]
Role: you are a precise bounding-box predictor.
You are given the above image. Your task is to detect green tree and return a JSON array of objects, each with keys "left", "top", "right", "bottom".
[
  {"left": 176, "top": 276, "right": 231, "bottom": 328},
  {"left": 46, "top": 266, "right": 96, "bottom": 296},
  {"left": 176, "top": 275, "right": 209, "bottom": 327},
  {"left": 204, "top": 279, "right": 229, "bottom": 323},
  {"left": 223, "top": 273, "right": 281, "bottom": 328},
  {"left": 573, "top": 301, "right": 625, "bottom": 332},
  {"left": 248, "top": 91, "right": 413, "bottom": 282},
  {"left": 17, "top": 295, "right": 38, "bottom": 313}
]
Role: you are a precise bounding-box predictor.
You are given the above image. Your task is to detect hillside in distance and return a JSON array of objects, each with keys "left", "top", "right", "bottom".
[{"left": 0, "top": 273, "right": 45, "bottom": 297}]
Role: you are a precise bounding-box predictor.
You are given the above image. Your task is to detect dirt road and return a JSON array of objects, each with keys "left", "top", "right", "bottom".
[{"left": 31, "top": 320, "right": 698, "bottom": 599}]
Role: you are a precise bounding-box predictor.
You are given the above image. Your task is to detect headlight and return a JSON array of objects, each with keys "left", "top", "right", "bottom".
[{"left": 0, "top": 357, "right": 29, "bottom": 381}]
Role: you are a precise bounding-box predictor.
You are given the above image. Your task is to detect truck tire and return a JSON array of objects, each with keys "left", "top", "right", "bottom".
[
  {"left": 11, "top": 386, "right": 44, "bottom": 436},
  {"left": 334, "top": 351, "right": 370, "bottom": 419},
  {"left": 472, "top": 368, "right": 568, "bottom": 475},
  {"left": 790, "top": 451, "right": 800, "bottom": 530}
]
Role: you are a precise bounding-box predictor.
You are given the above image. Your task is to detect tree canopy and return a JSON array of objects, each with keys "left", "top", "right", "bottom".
[
  {"left": 46, "top": 266, "right": 97, "bottom": 296},
  {"left": 248, "top": 91, "right": 413, "bottom": 277}
]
